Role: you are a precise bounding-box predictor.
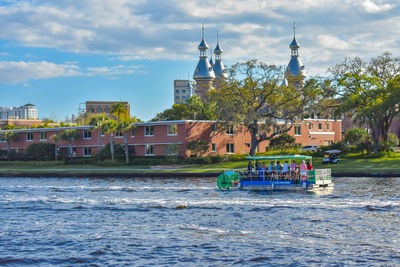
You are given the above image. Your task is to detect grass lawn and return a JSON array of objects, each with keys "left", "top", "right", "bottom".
[
  {"left": 1, "top": 155, "right": 400, "bottom": 173},
  {"left": 181, "top": 156, "right": 400, "bottom": 173}
]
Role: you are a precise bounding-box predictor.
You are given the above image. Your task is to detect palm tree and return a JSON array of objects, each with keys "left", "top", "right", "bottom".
[
  {"left": 61, "top": 130, "right": 78, "bottom": 159},
  {"left": 117, "top": 119, "right": 136, "bottom": 163},
  {"left": 111, "top": 102, "right": 128, "bottom": 122},
  {"left": 89, "top": 115, "right": 109, "bottom": 156},
  {"left": 51, "top": 133, "right": 61, "bottom": 161},
  {"left": 100, "top": 120, "right": 118, "bottom": 161},
  {"left": 0, "top": 131, "right": 18, "bottom": 158}
]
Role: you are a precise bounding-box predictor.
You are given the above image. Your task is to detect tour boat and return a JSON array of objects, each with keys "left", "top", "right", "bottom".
[{"left": 217, "top": 155, "right": 333, "bottom": 191}]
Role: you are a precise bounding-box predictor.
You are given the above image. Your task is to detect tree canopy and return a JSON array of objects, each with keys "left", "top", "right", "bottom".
[
  {"left": 152, "top": 96, "right": 215, "bottom": 121},
  {"left": 210, "top": 60, "right": 314, "bottom": 156},
  {"left": 330, "top": 52, "right": 400, "bottom": 151}
]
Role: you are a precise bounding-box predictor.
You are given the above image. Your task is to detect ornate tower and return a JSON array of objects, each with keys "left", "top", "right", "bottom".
[
  {"left": 213, "top": 31, "right": 228, "bottom": 89},
  {"left": 193, "top": 25, "right": 215, "bottom": 98},
  {"left": 284, "top": 22, "right": 306, "bottom": 90}
]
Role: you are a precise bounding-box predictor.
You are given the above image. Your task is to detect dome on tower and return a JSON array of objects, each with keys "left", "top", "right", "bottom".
[
  {"left": 290, "top": 37, "right": 300, "bottom": 49},
  {"left": 214, "top": 42, "right": 223, "bottom": 54}
]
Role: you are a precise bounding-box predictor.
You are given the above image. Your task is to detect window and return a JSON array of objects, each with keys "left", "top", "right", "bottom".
[
  {"left": 176, "top": 101, "right": 180, "bottom": 104},
  {"left": 40, "top": 132, "right": 47, "bottom": 140},
  {"left": 326, "top": 123, "right": 330, "bottom": 130},
  {"left": 226, "top": 125, "right": 234, "bottom": 135},
  {"left": 83, "top": 147, "right": 92, "bottom": 157},
  {"left": 182, "top": 96, "right": 186, "bottom": 99},
  {"left": 176, "top": 90, "right": 179, "bottom": 93},
  {"left": 274, "top": 126, "right": 280, "bottom": 134},
  {"left": 100, "top": 130, "right": 105, "bottom": 136},
  {"left": 182, "top": 89, "right": 186, "bottom": 93},
  {"left": 211, "top": 124, "right": 216, "bottom": 132},
  {"left": 26, "top": 132, "right": 33, "bottom": 141},
  {"left": 115, "top": 130, "right": 123, "bottom": 138},
  {"left": 294, "top": 126, "right": 301, "bottom": 136},
  {"left": 145, "top": 126, "right": 154, "bottom": 136},
  {"left": 318, "top": 123, "right": 322, "bottom": 130},
  {"left": 211, "top": 143, "right": 216, "bottom": 152},
  {"left": 145, "top": 144, "right": 154, "bottom": 155},
  {"left": 83, "top": 129, "right": 91, "bottom": 139},
  {"left": 131, "top": 128, "right": 135, "bottom": 137},
  {"left": 176, "top": 96, "right": 180, "bottom": 99},
  {"left": 309, "top": 123, "right": 313, "bottom": 130},
  {"left": 96, "top": 108, "right": 102, "bottom": 113},
  {"left": 167, "top": 124, "right": 178, "bottom": 135},
  {"left": 226, "top": 143, "right": 235, "bottom": 154}
]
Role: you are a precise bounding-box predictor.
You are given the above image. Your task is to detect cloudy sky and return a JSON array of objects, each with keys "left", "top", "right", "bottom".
[{"left": 0, "top": 0, "right": 399, "bottom": 121}]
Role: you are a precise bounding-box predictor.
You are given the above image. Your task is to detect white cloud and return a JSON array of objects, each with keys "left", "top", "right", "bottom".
[
  {"left": 0, "top": 61, "right": 81, "bottom": 84},
  {"left": 0, "top": 61, "right": 142, "bottom": 84},
  {"left": 0, "top": 0, "right": 399, "bottom": 74},
  {"left": 361, "top": 0, "right": 393, "bottom": 13},
  {"left": 317, "top": 35, "right": 350, "bottom": 50}
]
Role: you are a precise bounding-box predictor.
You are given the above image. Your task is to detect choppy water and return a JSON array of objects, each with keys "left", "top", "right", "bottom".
[{"left": 0, "top": 177, "right": 399, "bottom": 266}]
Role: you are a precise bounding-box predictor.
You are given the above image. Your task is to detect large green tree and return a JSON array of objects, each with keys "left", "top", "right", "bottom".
[
  {"left": 330, "top": 52, "right": 400, "bottom": 151},
  {"left": 210, "top": 60, "right": 311, "bottom": 156}
]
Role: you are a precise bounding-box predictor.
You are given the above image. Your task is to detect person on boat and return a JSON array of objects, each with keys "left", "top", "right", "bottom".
[
  {"left": 259, "top": 162, "right": 267, "bottom": 181},
  {"left": 275, "top": 161, "right": 282, "bottom": 180},
  {"left": 300, "top": 160, "right": 308, "bottom": 181},
  {"left": 247, "top": 161, "right": 254, "bottom": 175},
  {"left": 290, "top": 161, "right": 298, "bottom": 180},
  {"left": 255, "top": 160, "right": 260, "bottom": 170},
  {"left": 268, "top": 161, "right": 275, "bottom": 180},
  {"left": 282, "top": 161, "right": 289, "bottom": 179},
  {"left": 307, "top": 161, "right": 313, "bottom": 171}
]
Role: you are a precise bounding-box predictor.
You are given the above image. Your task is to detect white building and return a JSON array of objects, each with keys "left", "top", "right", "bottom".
[
  {"left": 0, "top": 104, "right": 38, "bottom": 120},
  {"left": 173, "top": 80, "right": 195, "bottom": 104}
]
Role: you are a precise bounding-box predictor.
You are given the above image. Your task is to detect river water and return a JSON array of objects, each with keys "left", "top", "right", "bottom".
[{"left": 0, "top": 177, "right": 399, "bottom": 266}]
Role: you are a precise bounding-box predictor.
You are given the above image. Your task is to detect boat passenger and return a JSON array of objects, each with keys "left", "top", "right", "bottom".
[
  {"left": 260, "top": 162, "right": 267, "bottom": 181},
  {"left": 275, "top": 161, "right": 282, "bottom": 180},
  {"left": 282, "top": 161, "right": 289, "bottom": 179},
  {"left": 300, "top": 160, "right": 307, "bottom": 171},
  {"left": 255, "top": 160, "right": 260, "bottom": 169},
  {"left": 300, "top": 160, "right": 308, "bottom": 181},
  {"left": 268, "top": 161, "right": 275, "bottom": 179},
  {"left": 307, "top": 161, "right": 313, "bottom": 171},
  {"left": 290, "top": 161, "right": 298, "bottom": 180},
  {"left": 247, "top": 161, "right": 254, "bottom": 175}
]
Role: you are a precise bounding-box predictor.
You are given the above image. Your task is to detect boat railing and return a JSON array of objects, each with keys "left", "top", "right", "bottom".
[{"left": 238, "top": 169, "right": 303, "bottom": 182}]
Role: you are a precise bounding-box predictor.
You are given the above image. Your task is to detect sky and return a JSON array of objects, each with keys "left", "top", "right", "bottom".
[{"left": 0, "top": 0, "right": 399, "bottom": 122}]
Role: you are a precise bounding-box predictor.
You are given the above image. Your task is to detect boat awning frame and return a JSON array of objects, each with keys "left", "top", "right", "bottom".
[{"left": 245, "top": 155, "right": 312, "bottom": 160}]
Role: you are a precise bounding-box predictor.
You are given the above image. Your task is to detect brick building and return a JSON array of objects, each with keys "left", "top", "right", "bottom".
[{"left": 0, "top": 119, "right": 341, "bottom": 158}]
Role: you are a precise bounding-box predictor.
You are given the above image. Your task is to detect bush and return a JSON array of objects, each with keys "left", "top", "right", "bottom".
[
  {"left": 26, "top": 143, "right": 55, "bottom": 160},
  {"left": 100, "top": 143, "right": 125, "bottom": 160}
]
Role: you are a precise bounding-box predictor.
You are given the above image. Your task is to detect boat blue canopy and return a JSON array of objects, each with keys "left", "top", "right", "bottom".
[{"left": 246, "top": 155, "right": 312, "bottom": 160}]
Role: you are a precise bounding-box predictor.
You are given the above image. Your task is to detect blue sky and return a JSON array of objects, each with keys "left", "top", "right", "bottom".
[{"left": 0, "top": 0, "right": 399, "bottom": 121}]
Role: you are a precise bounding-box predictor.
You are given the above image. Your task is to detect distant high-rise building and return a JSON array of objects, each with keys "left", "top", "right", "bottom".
[
  {"left": 174, "top": 80, "right": 195, "bottom": 104},
  {"left": 86, "top": 101, "right": 130, "bottom": 116},
  {"left": 0, "top": 104, "right": 38, "bottom": 120}
]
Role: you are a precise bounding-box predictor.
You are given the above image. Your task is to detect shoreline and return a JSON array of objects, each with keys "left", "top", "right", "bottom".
[{"left": 1, "top": 171, "right": 400, "bottom": 178}]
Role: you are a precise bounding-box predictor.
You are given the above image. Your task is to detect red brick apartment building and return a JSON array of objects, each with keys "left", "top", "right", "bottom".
[{"left": 0, "top": 119, "right": 341, "bottom": 158}]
